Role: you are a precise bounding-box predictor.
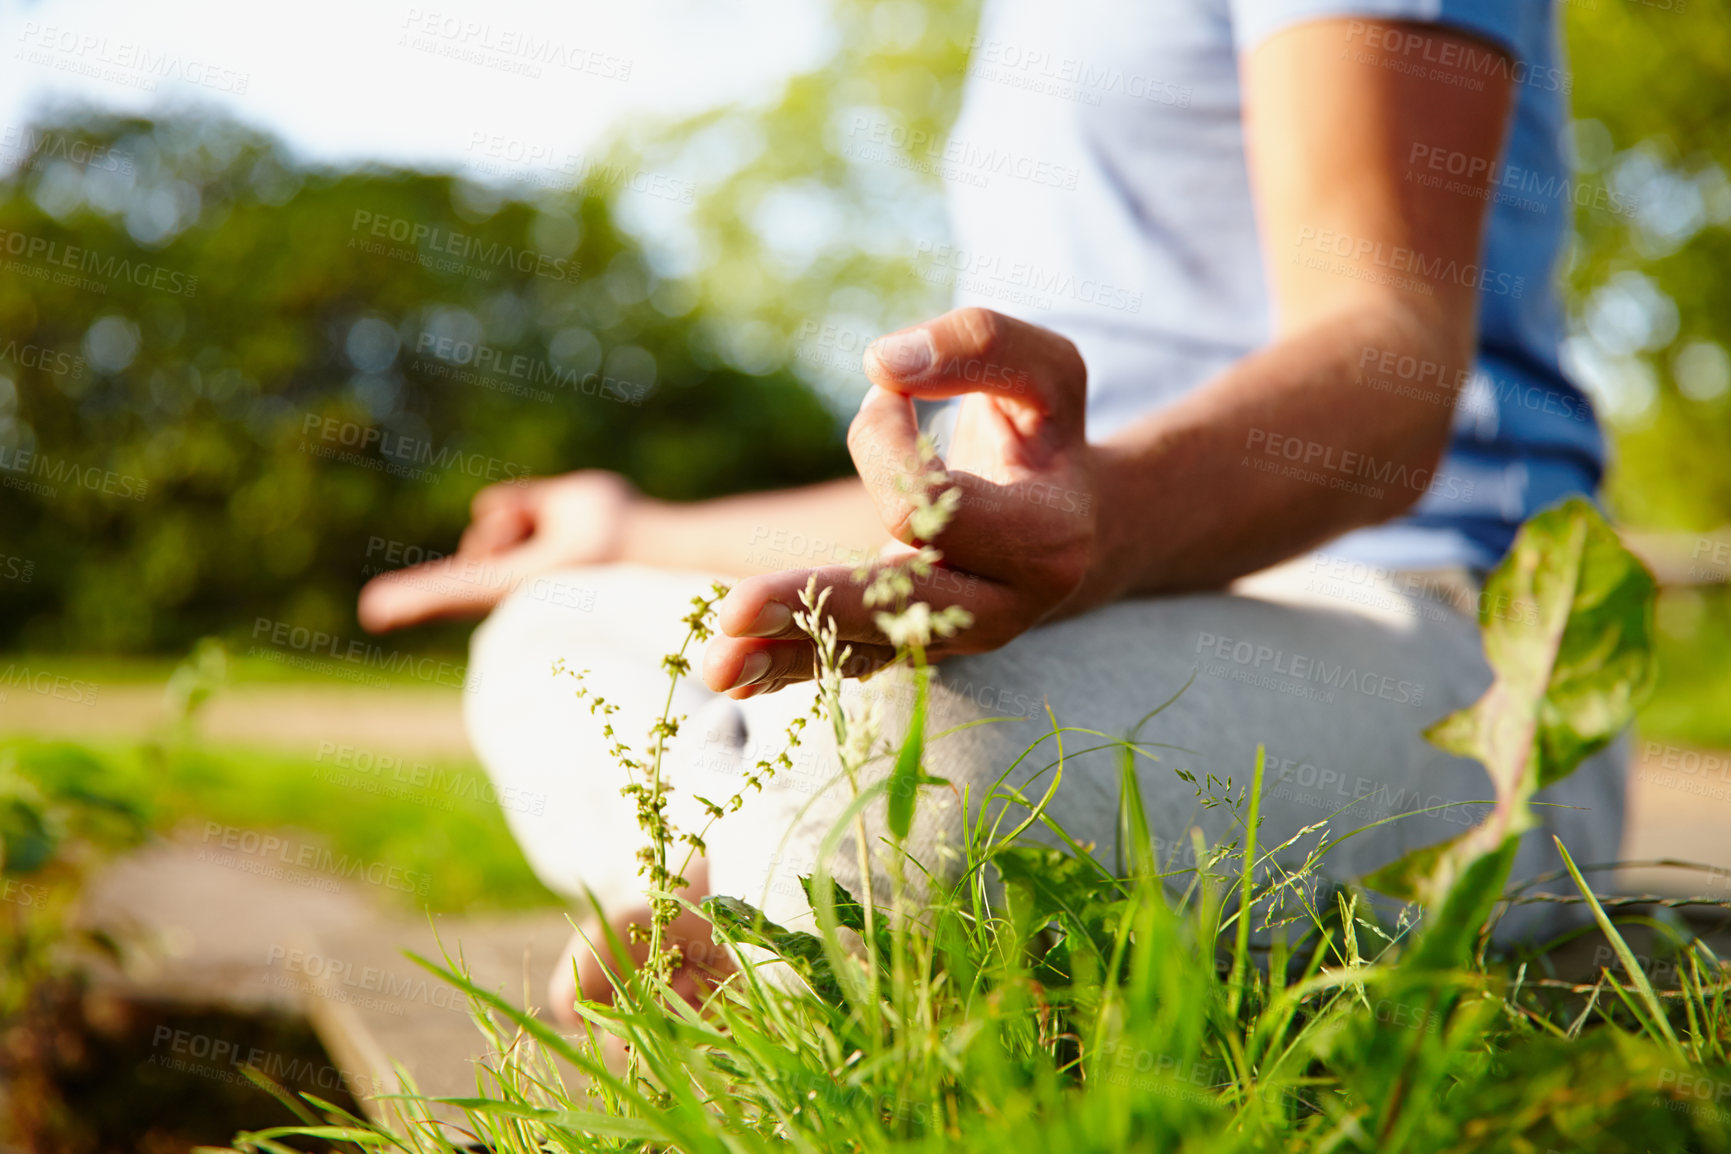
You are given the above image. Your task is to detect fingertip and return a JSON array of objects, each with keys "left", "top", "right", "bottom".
[
  {"left": 715, "top": 578, "right": 771, "bottom": 637},
  {"left": 865, "top": 327, "right": 935, "bottom": 380},
  {"left": 700, "top": 640, "right": 738, "bottom": 694},
  {"left": 742, "top": 601, "right": 792, "bottom": 638},
  {"left": 356, "top": 583, "right": 395, "bottom": 633}
]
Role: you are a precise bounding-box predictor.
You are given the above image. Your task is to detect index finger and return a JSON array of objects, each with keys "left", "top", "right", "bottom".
[
  {"left": 357, "top": 552, "right": 522, "bottom": 631},
  {"left": 863, "top": 307, "right": 1087, "bottom": 437}
]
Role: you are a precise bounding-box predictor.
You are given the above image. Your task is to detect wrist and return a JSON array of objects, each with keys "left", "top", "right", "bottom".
[
  {"left": 1075, "top": 441, "right": 1152, "bottom": 611},
  {"left": 615, "top": 494, "right": 670, "bottom": 566}
]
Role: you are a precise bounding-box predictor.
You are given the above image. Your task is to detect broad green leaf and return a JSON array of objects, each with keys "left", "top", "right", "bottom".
[
  {"left": 703, "top": 895, "right": 845, "bottom": 1004},
  {"left": 799, "top": 873, "right": 870, "bottom": 936},
  {"left": 1365, "top": 499, "right": 1656, "bottom": 921}
]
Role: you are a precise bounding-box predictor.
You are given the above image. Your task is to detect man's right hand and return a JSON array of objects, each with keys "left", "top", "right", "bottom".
[{"left": 357, "top": 470, "right": 638, "bottom": 632}]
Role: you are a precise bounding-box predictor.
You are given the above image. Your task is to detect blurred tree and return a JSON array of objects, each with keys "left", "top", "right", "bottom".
[
  {"left": 1561, "top": 0, "right": 1731, "bottom": 531},
  {"left": 3, "top": 0, "right": 1727, "bottom": 655},
  {"left": 0, "top": 115, "right": 849, "bottom": 652}
]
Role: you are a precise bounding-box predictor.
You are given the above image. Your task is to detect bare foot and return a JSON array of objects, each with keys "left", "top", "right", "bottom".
[{"left": 547, "top": 900, "right": 736, "bottom": 1027}]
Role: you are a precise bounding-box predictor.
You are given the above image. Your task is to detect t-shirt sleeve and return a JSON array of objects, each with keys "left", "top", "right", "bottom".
[{"left": 1228, "top": 0, "right": 1550, "bottom": 64}]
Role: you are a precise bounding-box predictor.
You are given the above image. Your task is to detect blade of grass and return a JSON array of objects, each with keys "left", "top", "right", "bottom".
[
  {"left": 1553, "top": 835, "right": 1680, "bottom": 1049},
  {"left": 1226, "top": 745, "right": 1266, "bottom": 1020}
]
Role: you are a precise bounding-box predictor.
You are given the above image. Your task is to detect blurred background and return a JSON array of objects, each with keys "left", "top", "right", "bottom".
[{"left": 1, "top": 0, "right": 1729, "bottom": 1144}]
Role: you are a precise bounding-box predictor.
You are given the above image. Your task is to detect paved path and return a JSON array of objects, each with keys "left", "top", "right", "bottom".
[{"left": 74, "top": 834, "right": 578, "bottom": 1130}]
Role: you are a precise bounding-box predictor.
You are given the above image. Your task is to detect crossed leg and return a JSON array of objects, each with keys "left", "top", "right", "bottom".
[{"left": 465, "top": 560, "right": 1627, "bottom": 1020}]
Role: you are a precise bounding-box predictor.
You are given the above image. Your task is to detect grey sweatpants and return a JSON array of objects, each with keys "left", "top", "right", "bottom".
[{"left": 464, "top": 557, "right": 1626, "bottom": 945}]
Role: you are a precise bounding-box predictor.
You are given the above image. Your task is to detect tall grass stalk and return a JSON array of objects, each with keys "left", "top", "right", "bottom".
[{"left": 233, "top": 500, "right": 1731, "bottom": 1153}]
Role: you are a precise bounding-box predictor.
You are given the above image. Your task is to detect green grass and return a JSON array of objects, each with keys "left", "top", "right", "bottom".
[
  {"left": 242, "top": 748, "right": 1731, "bottom": 1154},
  {"left": 1639, "top": 586, "right": 1731, "bottom": 749},
  {"left": 0, "top": 650, "right": 469, "bottom": 689},
  {"left": 0, "top": 736, "right": 556, "bottom": 913},
  {"left": 2, "top": 633, "right": 555, "bottom": 914},
  {"left": 222, "top": 499, "right": 1731, "bottom": 1154}
]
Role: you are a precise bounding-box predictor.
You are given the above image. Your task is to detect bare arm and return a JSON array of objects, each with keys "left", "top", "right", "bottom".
[
  {"left": 703, "top": 18, "right": 1517, "bottom": 696},
  {"left": 623, "top": 478, "right": 884, "bottom": 577},
  {"left": 1077, "top": 19, "right": 1511, "bottom": 605},
  {"left": 357, "top": 471, "right": 881, "bottom": 631}
]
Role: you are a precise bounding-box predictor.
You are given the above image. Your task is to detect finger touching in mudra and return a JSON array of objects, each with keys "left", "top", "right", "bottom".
[{"left": 702, "top": 307, "right": 1100, "bottom": 699}]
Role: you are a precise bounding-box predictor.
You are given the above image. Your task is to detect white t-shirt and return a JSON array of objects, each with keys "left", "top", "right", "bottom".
[{"left": 940, "top": 0, "right": 1601, "bottom": 570}]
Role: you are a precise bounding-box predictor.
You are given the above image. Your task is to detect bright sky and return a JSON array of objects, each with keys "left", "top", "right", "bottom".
[{"left": 0, "top": 0, "right": 831, "bottom": 172}]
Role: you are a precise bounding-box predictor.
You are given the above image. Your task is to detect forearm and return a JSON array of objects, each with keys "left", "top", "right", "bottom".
[
  {"left": 619, "top": 477, "right": 887, "bottom": 577},
  {"left": 1077, "top": 302, "right": 1468, "bottom": 608}
]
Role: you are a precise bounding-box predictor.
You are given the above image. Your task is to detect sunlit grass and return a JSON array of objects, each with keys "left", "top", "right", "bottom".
[
  {"left": 219, "top": 499, "right": 1731, "bottom": 1153},
  {"left": 0, "top": 736, "right": 554, "bottom": 913}
]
